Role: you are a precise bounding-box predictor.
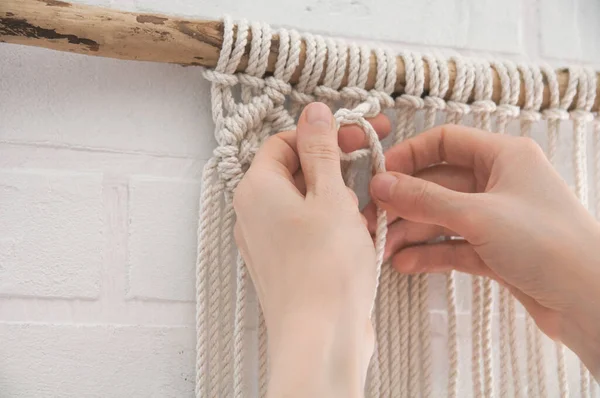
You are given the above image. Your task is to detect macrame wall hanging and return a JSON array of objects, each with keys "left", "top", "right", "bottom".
[
  {"left": 1, "top": 1, "right": 599, "bottom": 397},
  {"left": 197, "top": 17, "right": 600, "bottom": 398}
]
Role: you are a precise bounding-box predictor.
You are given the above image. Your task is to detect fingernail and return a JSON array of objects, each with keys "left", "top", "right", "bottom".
[
  {"left": 371, "top": 173, "right": 398, "bottom": 202},
  {"left": 305, "top": 102, "right": 332, "bottom": 128}
]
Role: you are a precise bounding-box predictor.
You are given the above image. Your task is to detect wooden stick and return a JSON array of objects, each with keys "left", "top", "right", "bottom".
[{"left": 1, "top": 0, "right": 599, "bottom": 111}]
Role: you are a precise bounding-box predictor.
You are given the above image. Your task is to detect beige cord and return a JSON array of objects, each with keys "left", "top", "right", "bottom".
[{"left": 197, "top": 16, "right": 598, "bottom": 397}]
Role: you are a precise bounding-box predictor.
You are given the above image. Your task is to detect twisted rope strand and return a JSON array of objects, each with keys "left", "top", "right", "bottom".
[
  {"left": 195, "top": 160, "right": 217, "bottom": 398},
  {"left": 233, "top": 254, "right": 248, "bottom": 398},
  {"left": 337, "top": 99, "right": 388, "bottom": 398},
  {"left": 258, "top": 310, "right": 268, "bottom": 398}
]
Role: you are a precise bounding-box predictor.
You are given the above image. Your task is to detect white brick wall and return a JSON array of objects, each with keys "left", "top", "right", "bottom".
[
  {"left": 0, "top": 169, "right": 103, "bottom": 299},
  {"left": 0, "top": 0, "right": 599, "bottom": 396},
  {"left": 127, "top": 176, "right": 201, "bottom": 302}
]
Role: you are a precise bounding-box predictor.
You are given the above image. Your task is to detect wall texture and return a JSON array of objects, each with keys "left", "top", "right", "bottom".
[{"left": 0, "top": 0, "right": 599, "bottom": 396}]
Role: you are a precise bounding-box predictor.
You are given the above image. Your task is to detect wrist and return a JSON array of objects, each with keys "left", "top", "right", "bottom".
[
  {"left": 561, "top": 310, "right": 600, "bottom": 381},
  {"left": 561, "top": 229, "right": 600, "bottom": 380},
  {"left": 267, "top": 310, "right": 374, "bottom": 398}
]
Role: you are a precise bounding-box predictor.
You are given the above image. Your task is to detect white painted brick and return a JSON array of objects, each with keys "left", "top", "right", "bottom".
[
  {"left": 464, "top": 0, "right": 522, "bottom": 53},
  {"left": 539, "top": 0, "right": 600, "bottom": 63},
  {"left": 577, "top": 0, "right": 600, "bottom": 64},
  {"left": 539, "top": 0, "right": 581, "bottom": 60},
  {"left": 0, "top": 170, "right": 103, "bottom": 299},
  {"left": 0, "top": 323, "right": 194, "bottom": 397},
  {"left": 127, "top": 176, "right": 202, "bottom": 302},
  {"left": 0, "top": 44, "right": 215, "bottom": 159}
]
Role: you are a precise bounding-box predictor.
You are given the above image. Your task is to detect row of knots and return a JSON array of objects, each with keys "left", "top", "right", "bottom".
[
  {"left": 213, "top": 136, "right": 260, "bottom": 193},
  {"left": 212, "top": 89, "right": 278, "bottom": 192},
  {"left": 208, "top": 66, "right": 597, "bottom": 192}
]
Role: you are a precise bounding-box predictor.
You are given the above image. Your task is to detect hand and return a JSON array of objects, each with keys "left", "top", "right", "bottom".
[
  {"left": 364, "top": 124, "right": 600, "bottom": 378},
  {"left": 233, "top": 102, "right": 390, "bottom": 397}
]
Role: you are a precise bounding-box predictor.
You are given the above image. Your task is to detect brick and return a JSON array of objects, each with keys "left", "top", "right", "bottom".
[
  {"left": 0, "top": 323, "right": 194, "bottom": 397},
  {"left": 0, "top": 169, "right": 103, "bottom": 299},
  {"left": 577, "top": 0, "right": 600, "bottom": 64},
  {"left": 0, "top": 44, "right": 215, "bottom": 159},
  {"left": 464, "top": 0, "right": 522, "bottom": 53},
  {"left": 539, "top": 0, "right": 600, "bottom": 63},
  {"left": 127, "top": 176, "right": 202, "bottom": 302}
]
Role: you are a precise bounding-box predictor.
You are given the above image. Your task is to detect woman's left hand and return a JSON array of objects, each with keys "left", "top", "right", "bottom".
[{"left": 233, "top": 102, "right": 389, "bottom": 397}]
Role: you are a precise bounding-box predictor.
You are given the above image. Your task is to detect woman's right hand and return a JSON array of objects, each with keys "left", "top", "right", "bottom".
[{"left": 363, "top": 124, "right": 600, "bottom": 378}]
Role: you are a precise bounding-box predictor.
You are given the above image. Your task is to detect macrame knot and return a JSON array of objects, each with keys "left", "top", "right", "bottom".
[
  {"left": 471, "top": 100, "right": 497, "bottom": 115},
  {"left": 369, "top": 91, "right": 395, "bottom": 109},
  {"left": 358, "top": 96, "right": 385, "bottom": 118},
  {"left": 334, "top": 99, "right": 385, "bottom": 163},
  {"left": 495, "top": 104, "right": 520, "bottom": 119},
  {"left": 340, "top": 86, "right": 370, "bottom": 103},
  {"left": 339, "top": 147, "right": 370, "bottom": 162},
  {"left": 396, "top": 94, "right": 425, "bottom": 110},
  {"left": 290, "top": 90, "right": 316, "bottom": 106},
  {"left": 423, "top": 96, "right": 446, "bottom": 111},
  {"left": 542, "top": 108, "right": 570, "bottom": 121},
  {"left": 520, "top": 110, "right": 541, "bottom": 123},
  {"left": 570, "top": 109, "right": 595, "bottom": 123},
  {"left": 313, "top": 85, "right": 342, "bottom": 102},
  {"left": 229, "top": 96, "right": 274, "bottom": 133},
  {"left": 213, "top": 144, "right": 244, "bottom": 192},
  {"left": 446, "top": 101, "right": 471, "bottom": 116},
  {"left": 263, "top": 77, "right": 291, "bottom": 104},
  {"left": 335, "top": 107, "right": 365, "bottom": 124},
  {"left": 265, "top": 109, "right": 296, "bottom": 133},
  {"left": 203, "top": 69, "right": 239, "bottom": 87},
  {"left": 238, "top": 74, "right": 266, "bottom": 90}
]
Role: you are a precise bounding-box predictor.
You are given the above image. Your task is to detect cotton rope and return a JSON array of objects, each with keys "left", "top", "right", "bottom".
[{"left": 196, "top": 16, "right": 600, "bottom": 398}]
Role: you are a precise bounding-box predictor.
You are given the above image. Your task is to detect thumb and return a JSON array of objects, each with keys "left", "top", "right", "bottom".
[
  {"left": 370, "top": 172, "right": 472, "bottom": 230},
  {"left": 297, "top": 102, "right": 345, "bottom": 195}
]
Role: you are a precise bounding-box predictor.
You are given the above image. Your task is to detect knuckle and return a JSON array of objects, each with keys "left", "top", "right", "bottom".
[
  {"left": 515, "top": 136, "right": 544, "bottom": 158},
  {"left": 410, "top": 181, "right": 432, "bottom": 208},
  {"left": 265, "top": 133, "right": 282, "bottom": 147},
  {"left": 305, "top": 141, "right": 340, "bottom": 163}
]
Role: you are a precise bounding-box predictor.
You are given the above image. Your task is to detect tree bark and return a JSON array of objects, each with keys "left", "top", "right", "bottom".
[{"left": 1, "top": 0, "right": 598, "bottom": 111}]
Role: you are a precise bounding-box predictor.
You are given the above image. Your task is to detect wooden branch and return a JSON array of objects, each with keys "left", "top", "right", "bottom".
[{"left": 1, "top": 0, "right": 599, "bottom": 112}]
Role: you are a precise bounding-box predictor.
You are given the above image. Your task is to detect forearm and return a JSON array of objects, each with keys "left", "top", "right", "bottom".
[{"left": 267, "top": 312, "right": 372, "bottom": 398}]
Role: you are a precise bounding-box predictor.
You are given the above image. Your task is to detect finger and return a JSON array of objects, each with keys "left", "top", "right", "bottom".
[
  {"left": 338, "top": 114, "right": 391, "bottom": 153},
  {"left": 250, "top": 130, "right": 300, "bottom": 180},
  {"left": 296, "top": 102, "right": 345, "bottom": 195},
  {"left": 293, "top": 170, "right": 306, "bottom": 195},
  {"left": 365, "top": 165, "right": 476, "bottom": 233},
  {"left": 293, "top": 171, "right": 360, "bottom": 203},
  {"left": 347, "top": 187, "right": 359, "bottom": 207},
  {"left": 385, "top": 124, "right": 505, "bottom": 175},
  {"left": 370, "top": 171, "right": 477, "bottom": 231},
  {"left": 361, "top": 214, "right": 368, "bottom": 227},
  {"left": 384, "top": 219, "right": 456, "bottom": 260},
  {"left": 391, "top": 241, "right": 496, "bottom": 279}
]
